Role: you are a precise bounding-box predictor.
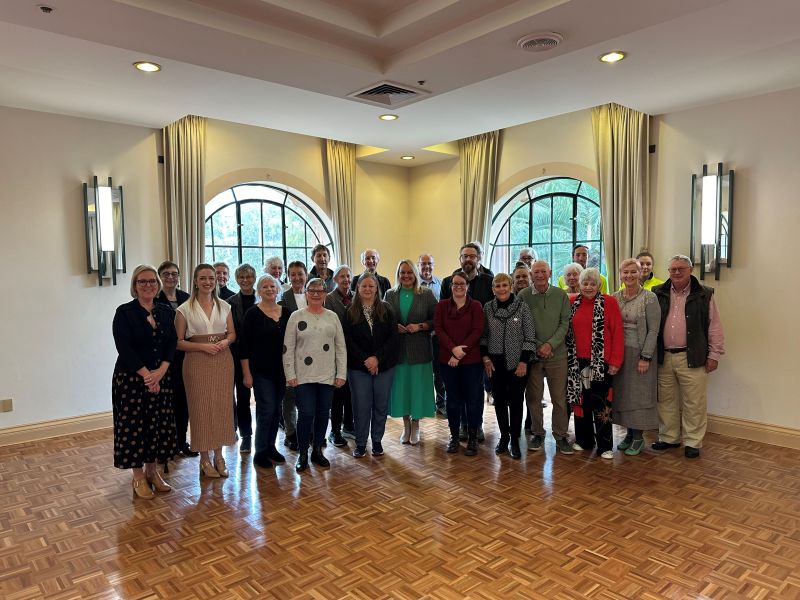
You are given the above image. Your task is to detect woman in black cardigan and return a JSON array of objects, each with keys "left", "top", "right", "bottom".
[
  {"left": 343, "top": 273, "right": 400, "bottom": 458},
  {"left": 112, "top": 265, "right": 178, "bottom": 499},
  {"left": 153, "top": 260, "right": 195, "bottom": 458}
]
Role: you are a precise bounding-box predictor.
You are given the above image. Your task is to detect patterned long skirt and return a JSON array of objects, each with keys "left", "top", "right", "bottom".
[{"left": 112, "top": 369, "right": 177, "bottom": 469}]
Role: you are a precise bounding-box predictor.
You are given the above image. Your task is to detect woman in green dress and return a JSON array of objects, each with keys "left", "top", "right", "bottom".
[{"left": 385, "top": 259, "right": 438, "bottom": 445}]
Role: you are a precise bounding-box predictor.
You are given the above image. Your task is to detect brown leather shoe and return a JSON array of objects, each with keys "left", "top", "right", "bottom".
[{"left": 132, "top": 478, "right": 154, "bottom": 499}]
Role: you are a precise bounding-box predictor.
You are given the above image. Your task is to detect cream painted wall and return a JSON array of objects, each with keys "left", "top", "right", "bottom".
[
  {"left": 408, "top": 158, "right": 462, "bottom": 275},
  {"left": 205, "top": 119, "right": 327, "bottom": 213},
  {"left": 353, "top": 161, "right": 410, "bottom": 280},
  {"left": 650, "top": 86, "right": 800, "bottom": 428},
  {"left": 0, "top": 106, "right": 163, "bottom": 428}
]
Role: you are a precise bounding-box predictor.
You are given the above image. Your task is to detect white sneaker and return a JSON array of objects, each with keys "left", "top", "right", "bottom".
[
  {"left": 572, "top": 442, "right": 584, "bottom": 452},
  {"left": 601, "top": 450, "right": 614, "bottom": 459}
]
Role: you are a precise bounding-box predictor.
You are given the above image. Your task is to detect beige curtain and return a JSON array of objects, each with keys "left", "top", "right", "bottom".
[
  {"left": 323, "top": 139, "right": 356, "bottom": 266},
  {"left": 458, "top": 130, "right": 501, "bottom": 247},
  {"left": 162, "top": 115, "right": 206, "bottom": 290},
  {"left": 591, "top": 103, "right": 650, "bottom": 291}
]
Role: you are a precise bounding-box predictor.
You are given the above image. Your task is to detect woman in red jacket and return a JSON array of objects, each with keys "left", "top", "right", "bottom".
[
  {"left": 433, "top": 270, "right": 485, "bottom": 456},
  {"left": 566, "top": 267, "right": 624, "bottom": 459}
]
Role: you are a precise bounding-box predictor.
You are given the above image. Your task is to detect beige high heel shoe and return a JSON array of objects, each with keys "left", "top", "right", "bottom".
[
  {"left": 400, "top": 417, "right": 411, "bottom": 444},
  {"left": 132, "top": 478, "right": 155, "bottom": 499},
  {"left": 146, "top": 470, "right": 172, "bottom": 493},
  {"left": 214, "top": 457, "right": 229, "bottom": 478},
  {"left": 410, "top": 419, "right": 421, "bottom": 446},
  {"left": 199, "top": 460, "right": 220, "bottom": 478}
]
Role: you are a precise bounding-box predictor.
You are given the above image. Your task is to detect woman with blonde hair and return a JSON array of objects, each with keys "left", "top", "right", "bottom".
[
  {"left": 175, "top": 263, "right": 236, "bottom": 479},
  {"left": 385, "top": 259, "right": 437, "bottom": 445},
  {"left": 112, "top": 265, "right": 178, "bottom": 498},
  {"left": 612, "top": 258, "right": 660, "bottom": 455}
]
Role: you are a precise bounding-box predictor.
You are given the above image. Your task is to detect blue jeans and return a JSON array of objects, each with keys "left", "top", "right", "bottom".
[
  {"left": 441, "top": 362, "right": 484, "bottom": 433},
  {"left": 252, "top": 373, "right": 285, "bottom": 456},
  {"left": 295, "top": 383, "right": 334, "bottom": 452},
  {"left": 348, "top": 368, "right": 395, "bottom": 448}
]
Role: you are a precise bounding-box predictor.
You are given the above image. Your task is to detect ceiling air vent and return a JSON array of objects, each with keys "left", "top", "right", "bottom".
[
  {"left": 517, "top": 32, "right": 563, "bottom": 52},
  {"left": 347, "top": 81, "right": 429, "bottom": 108}
]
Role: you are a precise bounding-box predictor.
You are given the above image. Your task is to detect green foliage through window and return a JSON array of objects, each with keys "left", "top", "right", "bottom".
[
  {"left": 489, "top": 177, "right": 604, "bottom": 284},
  {"left": 205, "top": 182, "right": 334, "bottom": 292}
]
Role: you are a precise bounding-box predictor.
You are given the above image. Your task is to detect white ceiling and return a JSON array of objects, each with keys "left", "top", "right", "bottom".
[{"left": 1, "top": 0, "right": 799, "bottom": 165}]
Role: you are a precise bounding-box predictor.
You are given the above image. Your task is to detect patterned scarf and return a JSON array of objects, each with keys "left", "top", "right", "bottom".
[{"left": 566, "top": 293, "right": 606, "bottom": 415}]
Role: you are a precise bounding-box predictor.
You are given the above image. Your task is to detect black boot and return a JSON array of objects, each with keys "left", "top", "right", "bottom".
[
  {"left": 509, "top": 437, "right": 521, "bottom": 459},
  {"left": 295, "top": 449, "right": 309, "bottom": 472},
  {"left": 447, "top": 429, "right": 460, "bottom": 454},
  {"left": 495, "top": 434, "right": 509, "bottom": 455},
  {"left": 465, "top": 429, "right": 478, "bottom": 456},
  {"left": 284, "top": 432, "right": 298, "bottom": 451},
  {"left": 310, "top": 446, "right": 330, "bottom": 468}
]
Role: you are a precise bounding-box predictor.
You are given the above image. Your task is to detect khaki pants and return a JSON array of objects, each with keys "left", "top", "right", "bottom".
[
  {"left": 525, "top": 355, "right": 569, "bottom": 439},
  {"left": 657, "top": 351, "right": 707, "bottom": 448}
]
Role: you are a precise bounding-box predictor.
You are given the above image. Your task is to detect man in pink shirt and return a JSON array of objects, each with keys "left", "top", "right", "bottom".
[{"left": 651, "top": 255, "right": 725, "bottom": 458}]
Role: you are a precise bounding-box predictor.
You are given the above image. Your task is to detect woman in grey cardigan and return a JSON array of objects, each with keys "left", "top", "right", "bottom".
[
  {"left": 480, "top": 273, "right": 537, "bottom": 459},
  {"left": 385, "top": 259, "right": 438, "bottom": 445},
  {"left": 612, "top": 258, "right": 661, "bottom": 455}
]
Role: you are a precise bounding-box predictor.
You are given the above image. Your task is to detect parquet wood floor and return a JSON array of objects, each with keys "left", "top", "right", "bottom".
[{"left": 2, "top": 406, "right": 800, "bottom": 600}]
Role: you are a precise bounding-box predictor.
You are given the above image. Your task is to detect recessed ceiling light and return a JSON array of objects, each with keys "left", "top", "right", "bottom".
[
  {"left": 599, "top": 51, "right": 626, "bottom": 64},
  {"left": 133, "top": 61, "right": 162, "bottom": 73},
  {"left": 400, "top": 155, "right": 415, "bottom": 161},
  {"left": 379, "top": 114, "right": 398, "bottom": 121}
]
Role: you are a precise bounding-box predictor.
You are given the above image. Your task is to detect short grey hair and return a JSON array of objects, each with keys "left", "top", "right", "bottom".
[
  {"left": 360, "top": 248, "right": 380, "bottom": 262},
  {"left": 234, "top": 263, "right": 256, "bottom": 278},
  {"left": 333, "top": 265, "right": 352, "bottom": 278},
  {"left": 264, "top": 256, "right": 284, "bottom": 271},
  {"left": 668, "top": 254, "right": 692, "bottom": 267},
  {"left": 579, "top": 267, "right": 602, "bottom": 286},
  {"left": 562, "top": 262, "right": 584, "bottom": 276}
]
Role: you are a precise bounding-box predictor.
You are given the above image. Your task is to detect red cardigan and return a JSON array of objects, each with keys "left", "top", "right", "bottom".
[
  {"left": 433, "top": 298, "right": 485, "bottom": 365},
  {"left": 570, "top": 294, "right": 624, "bottom": 369}
]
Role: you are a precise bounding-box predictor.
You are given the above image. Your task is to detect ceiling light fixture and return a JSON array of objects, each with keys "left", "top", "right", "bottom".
[
  {"left": 379, "top": 114, "right": 398, "bottom": 121},
  {"left": 599, "top": 51, "right": 626, "bottom": 64},
  {"left": 133, "top": 61, "right": 162, "bottom": 73},
  {"left": 400, "top": 155, "right": 415, "bottom": 161}
]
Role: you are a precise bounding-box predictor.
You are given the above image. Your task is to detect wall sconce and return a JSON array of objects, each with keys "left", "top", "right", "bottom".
[
  {"left": 83, "top": 176, "right": 126, "bottom": 286},
  {"left": 690, "top": 162, "right": 734, "bottom": 280}
]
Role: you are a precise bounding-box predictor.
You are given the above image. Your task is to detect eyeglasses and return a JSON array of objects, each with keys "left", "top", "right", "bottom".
[
  {"left": 306, "top": 289, "right": 326, "bottom": 295},
  {"left": 160, "top": 271, "right": 179, "bottom": 278},
  {"left": 460, "top": 254, "right": 478, "bottom": 260},
  {"left": 136, "top": 279, "right": 158, "bottom": 286},
  {"left": 668, "top": 267, "right": 690, "bottom": 274},
  {"left": 451, "top": 282, "right": 467, "bottom": 287}
]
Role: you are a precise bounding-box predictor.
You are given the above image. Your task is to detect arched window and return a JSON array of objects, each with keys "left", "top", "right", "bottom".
[
  {"left": 205, "top": 182, "right": 334, "bottom": 290},
  {"left": 488, "top": 177, "right": 604, "bottom": 284}
]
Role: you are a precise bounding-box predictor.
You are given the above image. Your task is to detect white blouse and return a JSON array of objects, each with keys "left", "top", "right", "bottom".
[{"left": 176, "top": 299, "right": 231, "bottom": 338}]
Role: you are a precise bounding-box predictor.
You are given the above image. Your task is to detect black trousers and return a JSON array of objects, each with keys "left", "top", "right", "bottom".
[
  {"left": 573, "top": 359, "right": 613, "bottom": 452},
  {"left": 330, "top": 380, "right": 354, "bottom": 433},
  {"left": 170, "top": 353, "right": 189, "bottom": 449},
  {"left": 232, "top": 348, "right": 252, "bottom": 437},
  {"left": 490, "top": 363, "right": 527, "bottom": 438},
  {"left": 431, "top": 335, "right": 446, "bottom": 410}
]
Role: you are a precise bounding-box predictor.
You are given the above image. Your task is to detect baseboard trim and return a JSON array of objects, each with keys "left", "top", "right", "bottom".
[
  {"left": 0, "top": 411, "right": 112, "bottom": 447},
  {"left": 1, "top": 411, "right": 797, "bottom": 449},
  {"left": 708, "top": 413, "right": 800, "bottom": 450}
]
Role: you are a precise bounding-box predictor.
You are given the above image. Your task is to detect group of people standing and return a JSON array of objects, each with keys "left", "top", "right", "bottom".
[{"left": 112, "top": 240, "right": 724, "bottom": 499}]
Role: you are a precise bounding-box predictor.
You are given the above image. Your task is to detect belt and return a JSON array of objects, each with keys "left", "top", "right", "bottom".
[{"left": 665, "top": 347, "right": 687, "bottom": 353}]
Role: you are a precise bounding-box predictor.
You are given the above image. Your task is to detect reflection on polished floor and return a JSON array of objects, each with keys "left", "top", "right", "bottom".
[{"left": 2, "top": 408, "right": 800, "bottom": 600}]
